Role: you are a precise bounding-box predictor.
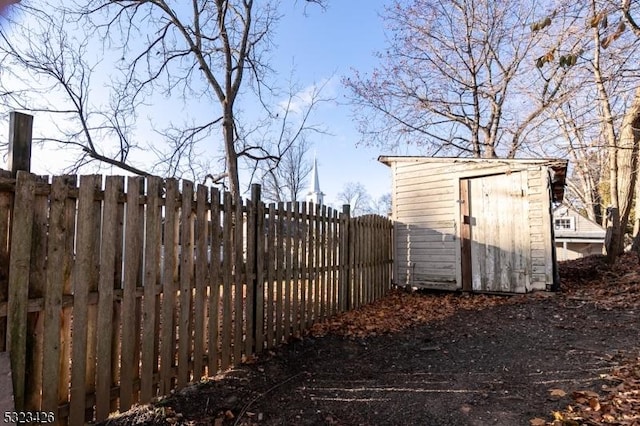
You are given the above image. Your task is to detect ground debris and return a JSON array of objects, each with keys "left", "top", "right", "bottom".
[
  {"left": 542, "top": 355, "right": 640, "bottom": 426},
  {"left": 309, "top": 289, "right": 516, "bottom": 338},
  {"left": 559, "top": 253, "right": 640, "bottom": 310}
]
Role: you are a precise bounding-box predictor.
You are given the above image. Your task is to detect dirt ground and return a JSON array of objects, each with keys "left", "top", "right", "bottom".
[{"left": 98, "top": 254, "right": 640, "bottom": 426}]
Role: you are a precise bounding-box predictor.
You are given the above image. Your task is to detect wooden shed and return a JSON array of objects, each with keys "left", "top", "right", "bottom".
[{"left": 379, "top": 156, "right": 568, "bottom": 293}]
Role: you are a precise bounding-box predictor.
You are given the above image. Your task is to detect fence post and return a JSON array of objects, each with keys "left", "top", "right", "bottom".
[
  {"left": 250, "top": 184, "right": 262, "bottom": 353},
  {"left": 8, "top": 112, "right": 33, "bottom": 177},
  {"left": 340, "top": 205, "right": 351, "bottom": 311}
]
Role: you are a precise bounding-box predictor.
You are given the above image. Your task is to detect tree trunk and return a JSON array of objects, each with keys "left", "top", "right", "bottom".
[
  {"left": 223, "top": 110, "right": 240, "bottom": 203},
  {"left": 609, "top": 86, "right": 640, "bottom": 261}
]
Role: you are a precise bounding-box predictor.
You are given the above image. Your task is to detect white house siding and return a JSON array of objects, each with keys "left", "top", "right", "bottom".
[
  {"left": 385, "top": 157, "right": 564, "bottom": 293},
  {"left": 553, "top": 204, "right": 606, "bottom": 261}
]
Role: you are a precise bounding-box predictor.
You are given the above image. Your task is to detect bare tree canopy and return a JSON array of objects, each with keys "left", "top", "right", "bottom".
[
  {"left": 0, "top": 1, "right": 328, "bottom": 203},
  {"left": 344, "top": 0, "right": 574, "bottom": 158},
  {"left": 337, "top": 182, "right": 372, "bottom": 216}
]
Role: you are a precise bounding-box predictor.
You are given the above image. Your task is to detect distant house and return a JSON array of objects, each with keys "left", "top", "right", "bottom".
[
  {"left": 553, "top": 204, "right": 605, "bottom": 261},
  {"left": 379, "top": 156, "right": 568, "bottom": 294}
]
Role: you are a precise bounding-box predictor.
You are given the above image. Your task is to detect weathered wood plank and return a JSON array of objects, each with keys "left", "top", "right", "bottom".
[
  {"left": 69, "top": 175, "right": 100, "bottom": 424},
  {"left": 109, "top": 176, "right": 124, "bottom": 414},
  {"left": 233, "top": 200, "right": 244, "bottom": 365},
  {"left": 94, "top": 176, "right": 122, "bottom": 421},
  {"left": 220, "top": 192, "right": 233, "bottom": 369},
  {"left": 141, "top": 177, "right": 161, "bottom": 402},
  {"left": 320, "top": 205, "right": 327, "bottom": 319},
  {"left": 7, "top": 171, "right": 35, "bottom": 411},
  {"left": 193, "top": 185, "right": 209, "bottom": 380},
  {"left": 178, "top": 180, "right": 195, "bottom": 387},
  {"left": 160, "top": 179, "right": 179, "bottom": 395},
  {"left": 265, "top": 204, "right": 275, "bottom": 348},
  {"left": 244, "top": 187, "right": 257, "bottom": 356},
  {"left": 58, "top": 175, "right": 77, "bottom": 423},
  {"left": 254, "top": 198, "right": 265, "bottom": 352},
  {"left": 24, "top": 175, "right": 48, "bottom": 412},
  {"left": 193, "top": 184, "right": 209, "bottom": 380},
  {"left": 207, "top": 189, "right": 221, "bottom": 374},
  {"left": 283, "top": 202, "right": 292, "bottom": 338},
  {"left": 119, "top": 177, "right": 144, "bottom": 411},
  {"left": 87, "top": 175, "right": 103, "bottom": 420},
  {"left": 275, "top": 202, "right": 284, "bottom": 344},
  {"left": 299, "top": 202, "right": 307, "bottom": 330},
  {"left": 0, "top": 170, "right": 13, "bottom": 353},
  {"left": 41, "top": 177, "right": 68, "bottom": 415},
  {"left": 291, "top": 203, "right": 300, "bottom": 334},
  {"left": 314, "top": 204, "right": 322, "bottom": 322},
  {"left": 329, "top": 209, "right": 337, "bottom": 315}
]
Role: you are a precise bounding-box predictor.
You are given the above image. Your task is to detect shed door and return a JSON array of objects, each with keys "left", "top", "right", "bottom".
[{"left": 462, "top": 172, "right": 529, "bottom": 293}]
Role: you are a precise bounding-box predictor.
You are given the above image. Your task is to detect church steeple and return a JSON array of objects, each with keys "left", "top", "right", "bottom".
[{"left": 306, "top": 155, "right": 324, "bottom": 205}]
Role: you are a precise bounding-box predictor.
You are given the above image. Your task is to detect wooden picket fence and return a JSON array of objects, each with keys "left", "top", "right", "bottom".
[{"left": 0, "top": 170, "right": 393, "bottom": 425}]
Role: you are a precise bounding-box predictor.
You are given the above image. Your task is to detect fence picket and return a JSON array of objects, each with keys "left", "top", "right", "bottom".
[
  {"left": 221, "top": 192, "right": 233, "bottom": 369},
  {"left": 41, "top": 177, "right": 68, "bottom": 416},
  {"left": 233, "top": 200, "right": 244, "bottom": 364},
  {"left": 275, "top": 202, "right": 284, "bottom": 344},
  {"left": 119, "top": 177, "right": 144, "bottom": 411},
  {"left": 265, "top": 203, "right": 275, "bottom": 348},
  {"left": 160, "top": 179, "right": 179, "bottom": 395},
  {"left": 207, "top": 189, "right": 221, "bottom": 374},
  {"left": 299, "top": 202, "right": 307, "bottom": 331},
  {"left": 178, "top": 180, "right": 195, "bottom": 387},
  {"left": 291, "top": 202, "right": 300, "bottom": 336},
  {"left": 94, "top": 176, "right": 122, "bottom": 421},
  {"left": 315, "top": 204, "right": 322, "bottom": 323},
  {"left": 254, "top": 198, "right": 265, "bottom": 352},
  {"left": 284, "top": 202, "right": 292, "bottom": 338},
  {"left": 69, "top": 175, "right": 101, "bottom": 424},
  {"left": 141, "top": 176, "right": 161, "bottom": 402},
  {"left": 194, "top": 184, "right": 209, "bottom": 380}
]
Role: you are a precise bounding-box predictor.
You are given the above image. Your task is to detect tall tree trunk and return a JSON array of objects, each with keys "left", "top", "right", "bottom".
[{"left": 609, "top": 86, "right": 640, "bottom": 259}]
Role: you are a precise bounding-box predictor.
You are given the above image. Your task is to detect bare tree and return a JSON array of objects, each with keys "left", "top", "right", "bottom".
[
  {"left": 78, "top": 0, "right": 331, "bottom": 202},
  {"left": 344, "top": 0, "right": 573, "bottom": 158},
  {"left": 337, "top": 182, "right": 372, "bottom": 216},
  {"left": 251, "top": 78, "right": 331, "bottom": 201},
  {"left": 536, "top": 1, "right": 640, "bottom": 260},
  {"left": 0, "top": 5, "right": 148, "bottom": 175},
  {"left": 260, "top": 136, "right": 313, "bottom": 202},
  {"left": 371, "top": 192, "right": 392, "bottom": 216},
  {"left": 1, "top": 1, "right": 326, "bottom": 202}
]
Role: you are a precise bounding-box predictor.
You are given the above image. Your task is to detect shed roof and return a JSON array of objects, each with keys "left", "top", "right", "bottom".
[{"left": 378, "top": 156, "right": 568, "bottom": 203}]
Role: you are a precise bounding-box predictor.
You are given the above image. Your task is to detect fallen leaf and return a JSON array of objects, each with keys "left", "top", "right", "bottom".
[
  {"left": 529, "top": 418, "right": 546, "bottom": 426},
  {"left": 549, "top": 388, "right": 567, "bottom": 397}
]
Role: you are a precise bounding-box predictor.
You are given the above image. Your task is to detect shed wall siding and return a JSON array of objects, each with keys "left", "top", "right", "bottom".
[
  {"left": 526, "top": 168, "right": 553, "bottom": 290},
  {"left": 391, "top": 159, "right": 557, "bottom": 292}
]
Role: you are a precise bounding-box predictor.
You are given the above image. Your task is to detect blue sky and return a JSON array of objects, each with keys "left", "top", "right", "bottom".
[
  {"left": 270, "top": 0, "right": 395, "bottom": 205},
  {"left": 2, "top": 1, "right": 407, "bottom": 207}
]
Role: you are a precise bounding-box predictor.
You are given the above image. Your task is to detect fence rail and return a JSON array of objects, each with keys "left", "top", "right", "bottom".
[{"left": 0, "top": 170, "right": 393, "bottom": 425}]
